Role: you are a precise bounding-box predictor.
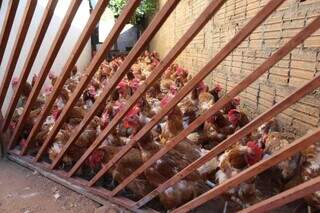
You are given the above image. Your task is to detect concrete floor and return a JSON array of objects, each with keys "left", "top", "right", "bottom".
[{"left": 0, "top": 159, "right": 125, "bottom": 213}]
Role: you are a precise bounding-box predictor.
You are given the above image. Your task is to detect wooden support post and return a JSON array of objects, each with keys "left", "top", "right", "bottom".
[
  {"left": 239, "top": 176, "right": 320, "bottom": 213},
  {"left": 172, "top": 127, "right": 320, "bottom": 212},
  {"left": 0, "top": 0, "right": 20, "bottom": 64},
  {"left": 19, "top": 0, "right": 111, "bottom": 156},
  {"left": 7, "top": 0, "right": 83, "bottom": 150},
  {"left": 34, "top": 0, "right": 142, "bottom": 162},
  {"left": 0, "top": 0, "right": 37, "bottom": 109},
  {"left": 134, "top": 73, "right": 320, "bottom": 208},
  {"left": 2, "top": 0, "right": 59, "bottom": 131},
  {"left": 69, "top": 0, "right": 226, "bottom": 178},
  {"left": 88, "top": 0, "right": 287, "bottom": 190}
]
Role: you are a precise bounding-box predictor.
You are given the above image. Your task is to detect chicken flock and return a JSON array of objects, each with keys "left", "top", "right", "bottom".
[{"left": 10, "top": 50, "right": 320, "bottom": 211}]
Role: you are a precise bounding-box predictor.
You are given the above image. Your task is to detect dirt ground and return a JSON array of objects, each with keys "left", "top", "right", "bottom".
[{"left": 0, "top": 159, "right": 126, "bottom": 213}]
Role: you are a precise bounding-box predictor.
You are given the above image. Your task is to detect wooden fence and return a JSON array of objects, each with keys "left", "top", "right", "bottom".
[{"left": 0, "top": 0, "right": 319, "bottom": 212}]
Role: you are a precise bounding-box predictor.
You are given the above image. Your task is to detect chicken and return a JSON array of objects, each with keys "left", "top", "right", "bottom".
[
  {"left": 264, "top": 132, "right": 299, "bottom": 181},
  {"left": 11, "top": 77, "right": 32, "bottom": 98},
  {"left": 123, "top": 107, "right": 213, "bottom": 209},
  {"left": 191, "top": 82, "right": 215, "bottom": 114},
  {"left": 159, "top": 96, "right": 184, "bottom": 144},
  {"left": 209, "top": 84, "right": 223, "bottom": 102},
  {"left": 48, "top": 72, "right": 57, "bottom": 86},
  {"left": 223, "top": 97, "right": 240, "bottom": 114},
  {"left": 88, "top": 144, "right": 153, "bottom": 199},
  {"left": 301, "top": 140, "right": 320, "bottom": 208},
  {"left": 211, "top": 111, "right": 235, "bottom": 136},
  {"left": 216, "top": 141, "right": 263, "bottom": 207}
]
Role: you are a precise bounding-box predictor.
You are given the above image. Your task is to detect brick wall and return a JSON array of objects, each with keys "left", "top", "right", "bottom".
[{"left": 150, "top": 0, "right": 320, "bottom": 136}]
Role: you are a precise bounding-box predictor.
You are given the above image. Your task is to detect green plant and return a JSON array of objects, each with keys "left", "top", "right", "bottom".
[{"left": 108, "top": 0, "right": 156, "bottom": 25}]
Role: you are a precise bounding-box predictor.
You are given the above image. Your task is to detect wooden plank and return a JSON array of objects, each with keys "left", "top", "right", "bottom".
[
  {"left": 134, "top": 73, "right": 320, "bottom": 208},
  {"left": 7, "top": 0, "right": 83, "bottom": 150},
  {"left": 0, "top": 0, "right": 20, "bottom": 64},
  {"left": 34, "top": 0, "right": 142, "bottom": 162},
  {"left": 2, "top": 0, "right": 59, "bottom": 131},
  {"left": 88, "top": 0, "right": 287, "bottom": 190},
  {"left": 0, "top": 111, "right": 3, "bottom": 157},
  {"left": 69, "top": 0, "right": 226, "bottom": 178},
  {"left": 172, "top": 127, "right": 320, "bottom": 213},
  {"left": 19, "top": 0, "right": 110, "bottom": 156},
  {"left": 7, "top": 151, "right": 155, "bottom": 213},
  {"left": 52, "top": 0, "right": 180, "bottom": 171},
  {"left": 48, "top": 0, "right": 181, "bottom": 169},
  {"left": 239, "top": 176, "right": 320, "bottom": 213},
  {"left": 0, "top": 0, "right": 37, "bottom": 109}
]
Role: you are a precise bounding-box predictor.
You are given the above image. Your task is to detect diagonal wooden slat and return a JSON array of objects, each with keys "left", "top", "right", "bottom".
[
  {"left": 88, "top": 0, "right": 287, "bottom": 190},
  {"left": 34, "top": 0, "right": 142, "bottom": 162},
  {"left": 239, "top": 176, "right": 320, "bottom": 213},
  {"left": 0, "top": 0, "right": 37, "bottom": 110},
  {"left": 134, "top": 72, "right": 320, "bottom": 208},
  {"left": 48, "top": 0, "right": 182, "bottom": 169},
  {"left": 7, "top": 0, "right": 83, "bottom": 150},
  {"left": 2, "top": 0, "right": 59, "bottom": 132},
  {"left": 0, "top": 0, "right": 20, "bottom": 64},
  {"left": 19, "top": 0, "right": 111, "bottom": 156},
  {"left": 172, "top": 127, "right": 320, "bottom": 212},
  {"left": 68, "top": 0, "right": 227, "bottom": 178}
]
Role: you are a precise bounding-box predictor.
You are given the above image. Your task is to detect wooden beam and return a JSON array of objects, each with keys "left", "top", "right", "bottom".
[
  {"left": 19, "top": 0, "right": 110, "bottom": 156},
  {"left": 172, "top": 127, "right": 320, "bottom": 212},
  {"left": 239, "top": 176, "right": 320, "bottom": 213},
  {"left": 134, "top": 73, "right": 320, "bottom": 208},
  {"left": 0, "top": 0, "right": 20, "bottom": 64},
  {"left": 69, "top": 0, "right": 226, "bottom": 179},
  {"left": 2, "top": 0, "right": 59, "bottom": 131},
  {"left": 89, "top": 0, "right": 287, "bottom": 191},
  {"left": 34, "top": 0, "right": 142, "bottom": 162},
  {"left": 7, "top": 0, "right": 83, "bottom": 150},
  {"left": 0, "top": 0, "right": 37, "bottom": 109},
  {"left": 48, "top": 0, "right": 182, "bottom": 169}
]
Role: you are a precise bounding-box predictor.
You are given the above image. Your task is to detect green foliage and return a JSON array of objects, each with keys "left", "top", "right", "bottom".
[{"left": 108, "top": 0, "right": 156, "bottom": 25}]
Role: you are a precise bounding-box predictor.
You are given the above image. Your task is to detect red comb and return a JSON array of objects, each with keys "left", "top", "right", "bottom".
[
  {"left": 246, "top": 141, "right": 263, "bottom": 165},
  {"left": 197, "top": 81, "right": 206, "bottom": 89},
  {"left": 228, "top": 109, "right": 239, "bottom": 116},
  {"left": 176, "top": 67, "right": 186, "bottom": 76},
  {"left": 116, "top": 80, "right": 128, "bottom": 89},
  {"left": 233, "top": 97, "right": 240, "bottom": 105},
  {"left": 126, "top": 105, "right": 140, "bottom": 118},
  {"left": 160, "top": 95, "right": 172, "bottom": 108},
  {"left": 170, "top": 85, "right": 178, "bottom": 95}
]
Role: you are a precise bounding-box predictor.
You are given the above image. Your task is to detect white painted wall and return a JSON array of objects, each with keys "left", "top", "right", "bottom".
[{"left": 0, "top": 0, "right": 92, "bottom": 114}]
